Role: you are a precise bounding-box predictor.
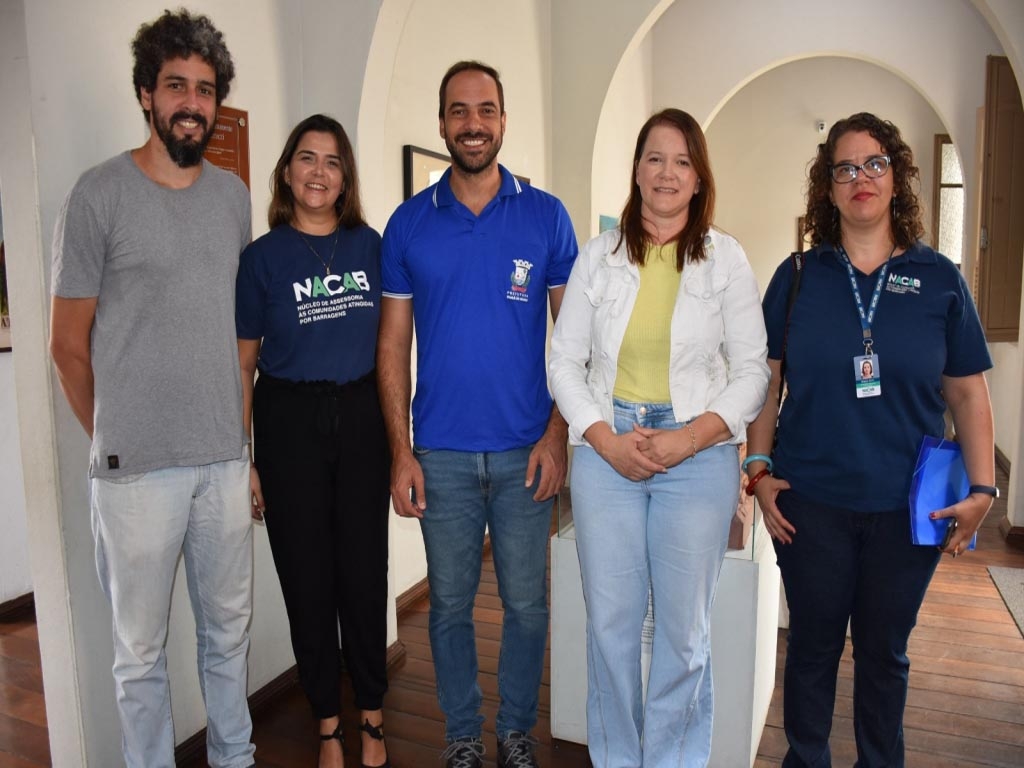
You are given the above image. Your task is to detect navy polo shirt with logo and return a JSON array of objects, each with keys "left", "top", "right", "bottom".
[
  {"left": 762, "top": 241, "right": 991, "bottom": 512},
  {"left": 381, "top": 165, "right": 578, "bottom": 452}
]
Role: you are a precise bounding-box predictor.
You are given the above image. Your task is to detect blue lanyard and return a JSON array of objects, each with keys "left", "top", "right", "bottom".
[{"left": 836, "top": 244, "right": 895, "bottom": 356}]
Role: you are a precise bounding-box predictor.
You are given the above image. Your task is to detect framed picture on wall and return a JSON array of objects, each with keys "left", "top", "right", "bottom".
[
  {"left": 0, "top": 242, "right": 10, "bottom": 352},
  {"left": 403, "top": 145, "right": 450, "bottom": 200}
]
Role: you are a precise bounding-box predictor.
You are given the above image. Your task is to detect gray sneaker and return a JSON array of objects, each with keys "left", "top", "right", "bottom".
[
  {"left": 440, "top": 736, "right": 485, "bottom": 768},
  {"left": 497, "top": 731, "right": 539, "bottom": 768}
]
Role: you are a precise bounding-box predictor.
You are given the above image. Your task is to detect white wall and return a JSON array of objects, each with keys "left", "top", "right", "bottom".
[
  {"left": 651, "top": 0, "right": 1000, "bottom": 272},
  {"left": 0, "top": 354, "right": 30, "bottom": 602},
  {"left": 0, "top": 194, "right": 32, "bottom": 604},
  {"left": 590, "top": 36, "right": 654, "bottom": 234},
  {"left": 990, "top": 343, "right": 1021, "bottom": 465},
  {"left": 706, "top": 57, "right": 947, "bottom": 291}
]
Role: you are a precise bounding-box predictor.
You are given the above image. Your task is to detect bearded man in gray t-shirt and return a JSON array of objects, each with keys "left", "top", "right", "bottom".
[{"left": 49, "top": 10, "right": 256, "bottom": 768}]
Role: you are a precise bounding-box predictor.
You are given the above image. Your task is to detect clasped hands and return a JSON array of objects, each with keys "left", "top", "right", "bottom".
[{"left": 598, "top": 424, "right": 693, "bottom": 481}]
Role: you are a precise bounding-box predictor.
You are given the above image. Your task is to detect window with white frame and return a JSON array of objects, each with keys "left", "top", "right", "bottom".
[{"left": 932, "top": 134, "right": 963, "bottom": 265}]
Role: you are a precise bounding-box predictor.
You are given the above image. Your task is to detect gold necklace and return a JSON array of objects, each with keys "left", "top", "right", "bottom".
[{"left": 295, "top": 227, "right": 340, "bottom": 275}]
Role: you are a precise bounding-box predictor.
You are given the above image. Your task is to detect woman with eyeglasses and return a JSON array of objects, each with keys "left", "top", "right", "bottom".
[{"left": 745, "top": 112, "right": 995, "bottom": 766}]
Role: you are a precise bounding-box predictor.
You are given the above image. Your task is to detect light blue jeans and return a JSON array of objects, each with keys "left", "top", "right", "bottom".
[
  {"left": 416, "top": 445, "right": 551, "bottom": 741},
  {"left": 572, "top": 400, "right": 738, "bottom": 768},
  {"left": 90, "top": 450, "right": 255, "bottom": 768}
]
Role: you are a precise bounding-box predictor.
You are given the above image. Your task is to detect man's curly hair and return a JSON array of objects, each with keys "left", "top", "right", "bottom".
[
  {"left": 132, "top": 8, "right": 235, "bottom": 121},
  {"left": 803, "top": 112, "right": 923, "bottom": 250}
]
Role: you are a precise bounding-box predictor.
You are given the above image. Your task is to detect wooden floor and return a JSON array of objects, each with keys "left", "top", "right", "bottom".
[{"left": 2, "top": 466, "right": 1022, "bottom": 767}]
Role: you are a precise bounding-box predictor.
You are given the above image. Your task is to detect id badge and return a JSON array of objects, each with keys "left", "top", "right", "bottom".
[{"left": 855, "top": 354, "right": 881, "bottom": 398}]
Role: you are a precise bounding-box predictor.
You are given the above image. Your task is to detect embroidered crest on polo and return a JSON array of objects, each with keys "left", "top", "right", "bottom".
[
  {"left": 886, "top": 272, "right": 922, "bottom": 295},
  {"left": 507, "top": 259, "right": 533, "bottom": 303}
]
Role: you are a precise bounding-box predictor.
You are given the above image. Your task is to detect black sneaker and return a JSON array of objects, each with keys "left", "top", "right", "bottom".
[
  {"left": 497, "top": 731, "right": 539, "bottom": 768},
  {"left": 440, "top": 736, "right": 485, "bottom": 768}
]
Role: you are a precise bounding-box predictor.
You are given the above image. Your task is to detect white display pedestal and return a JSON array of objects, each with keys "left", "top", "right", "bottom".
[{"left": 550, "top": 524, "right": 780, "bottom": 767}]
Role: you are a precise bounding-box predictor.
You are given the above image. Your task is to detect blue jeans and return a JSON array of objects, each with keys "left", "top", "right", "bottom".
[
  {"left": 90, "top": 451, "right": 255, "bottom": 768},
  {"left": 571, "top": 400, "right": 737, "bottom": 768},
  {"left": 774, "top": 490, "right": 941, "bottom": 768},
  {"left": 416, "top": 445, "right": 552, "bottom": 741}
]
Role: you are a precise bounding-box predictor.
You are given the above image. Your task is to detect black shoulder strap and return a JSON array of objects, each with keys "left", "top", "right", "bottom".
[{"left": 778, "top": 251, "right": 804, "bottom": 405}]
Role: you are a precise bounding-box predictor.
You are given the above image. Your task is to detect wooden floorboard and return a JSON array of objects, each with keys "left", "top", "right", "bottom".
[{"left": 3, "top": 466, "right": 1023, "bottom": 766}]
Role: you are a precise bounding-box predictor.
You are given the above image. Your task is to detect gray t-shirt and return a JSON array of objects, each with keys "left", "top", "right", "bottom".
[{"left": 52, "top": 151, "right": 252, "bottom": 478}]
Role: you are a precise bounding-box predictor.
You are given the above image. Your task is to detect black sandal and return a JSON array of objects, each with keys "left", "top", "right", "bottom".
[
  {"left": 319, "top": 721, "right": 344, "bottom": 749},
  {"left": 358, "top": 719, "right": 391, "bottom": 768}
]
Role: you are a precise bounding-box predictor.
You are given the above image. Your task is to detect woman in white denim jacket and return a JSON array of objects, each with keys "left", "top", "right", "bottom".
[{"left": 548, "top": 109, "right": 768, "bottom": 768}]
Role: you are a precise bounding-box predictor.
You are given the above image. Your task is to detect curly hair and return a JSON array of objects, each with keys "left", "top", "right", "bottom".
[
  {"left": 803, "top": 112, "right": 923, "bottom": 250},
  {"left": 268, "top": 114, "right": 366, "bottom": 231},
  {"left": 617, "top": 108, "right": 716, "bottom": 269},
  {"left": 132, "top": 8, "right": 235, "bottom": 121}
]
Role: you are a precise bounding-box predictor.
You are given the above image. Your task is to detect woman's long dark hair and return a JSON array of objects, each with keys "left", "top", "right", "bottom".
[
  {"left": 268, "top": 114, "right": 366, "bottom": 230},
  {"left": 803, "top": 112, "right": 923, "bottom": 249},
  {"left": 617, "top": 108, "right": 716, "bottom": 269}
]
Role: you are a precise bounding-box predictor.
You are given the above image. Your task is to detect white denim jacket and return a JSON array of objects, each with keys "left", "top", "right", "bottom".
[{"left": 549, "top": 227, "right": 769, "bottom": 447}]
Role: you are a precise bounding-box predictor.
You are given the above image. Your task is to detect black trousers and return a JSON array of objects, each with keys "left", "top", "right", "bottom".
[{"left": 254, "top": 371, "right": 391, "bottom": 717}]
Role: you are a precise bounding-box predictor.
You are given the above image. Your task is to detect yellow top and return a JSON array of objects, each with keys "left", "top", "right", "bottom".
[{"left": 613, "top": 243, "right": 681, "bottom": 403}]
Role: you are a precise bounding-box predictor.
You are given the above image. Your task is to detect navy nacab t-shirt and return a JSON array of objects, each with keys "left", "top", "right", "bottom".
[
  {"left": 762, "top": 242, "right": 991, "bottom": 512},
  {"left": 236, "top": 224, "right": 382, "bottom": 384}
]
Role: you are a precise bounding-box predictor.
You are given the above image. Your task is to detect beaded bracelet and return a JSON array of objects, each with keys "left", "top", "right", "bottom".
[
  {"left": 684, "top": 423, "right": 698, "bottom": 459},
  {"left": 742, "top": 453, "right": 773, "bottom": 473},
  {"left": 745, "top": 468, "right": 770, "bottom": 496}
]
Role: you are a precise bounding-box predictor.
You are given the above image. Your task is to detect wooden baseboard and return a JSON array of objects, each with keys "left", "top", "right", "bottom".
[
  {"left": 998, "top": 515, "right": 1024, "bottom": 549},
  {"left": 995, "top": 444, "right": 1011, "bottom": 475},
  {"left": 386, "top": 638, "right": 407, "bottom": 670},
  {"left": 396, "top": 577, "right": 429, "bottom": 617},
  {"left": 0, "top": 593, "right": 33, "bottom": 621},
  {"left": 394, "top": 535, "right": 491, "bottom": 619}
]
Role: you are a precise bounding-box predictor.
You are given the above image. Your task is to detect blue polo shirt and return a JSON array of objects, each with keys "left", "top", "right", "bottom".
[
  {"left": 236, "top": 224, "right": 382, "bottom": 384},
  {"left": 763, "top": 241, "right": 991, "bottom": 512},
  {"left": 382, "top": 166, "right": 578, "bottom": 451}
]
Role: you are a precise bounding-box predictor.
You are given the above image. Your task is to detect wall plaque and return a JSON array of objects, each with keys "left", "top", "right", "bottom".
[{"left": 204, "top": 105, "right": 250, "bottom": 189}]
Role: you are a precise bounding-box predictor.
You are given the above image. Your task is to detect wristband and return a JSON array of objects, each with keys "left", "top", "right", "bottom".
[
  {"left": 745, "top": 468, "right": 770, "bottom": 496},
  {"left": 684, "top": 423, "right": 698, "bottom": 459},
  {"left": 968, "top": 484, "right": 999, "bottom": 498},
  {"left": 742, "top": 453, "right": 773, "bottom": 473}
]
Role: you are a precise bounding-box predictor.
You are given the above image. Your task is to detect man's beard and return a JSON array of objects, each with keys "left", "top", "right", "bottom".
[
  {"left": 445, "top": 131, "right": 502, "bottom": 175},
  {"left": 152, "top": 105, "right": 215, "bottom": 168}
]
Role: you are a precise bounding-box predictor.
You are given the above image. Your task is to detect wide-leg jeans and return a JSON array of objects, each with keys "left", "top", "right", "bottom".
[
  {"left": 572, "top": 400, "right": 737, "bottom": 768},
  {"left": 416, "top": 445, "right": 552, "bottom": 742},
  {"left": 774, "top": 490, "right": 941, "bottom": 768},
  {"left": 90, "top": 450, "right": 255, "bottom": 768}
]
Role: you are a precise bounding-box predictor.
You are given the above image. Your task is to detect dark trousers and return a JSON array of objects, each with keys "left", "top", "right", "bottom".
[
  {"left": 254, "top": 372, "right": 391, "bottom": 718},
  {"left": 774, "top": 490, "right": 941, "bottom": 768}
]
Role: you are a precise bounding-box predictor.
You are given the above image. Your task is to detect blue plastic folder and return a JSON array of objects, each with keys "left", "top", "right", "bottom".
[{"left": 908, "top": 435, "right": 976, "bottom": 550}]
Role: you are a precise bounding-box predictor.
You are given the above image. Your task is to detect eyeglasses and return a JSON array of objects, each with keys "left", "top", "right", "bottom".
[{"left": 830, "top": 155, "right": 891, "bottom": 184}]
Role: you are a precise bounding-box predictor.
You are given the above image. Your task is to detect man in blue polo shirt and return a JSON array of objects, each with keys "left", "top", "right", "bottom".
[{"left": 378, "top": 60, "right": 577, "bottom": 768}]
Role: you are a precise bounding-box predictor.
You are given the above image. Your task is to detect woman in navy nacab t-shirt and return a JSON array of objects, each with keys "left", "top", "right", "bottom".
[
  {"left": 746, "top": 113, "right": 995, "bottom": 768},
  {"left": 235, "top": 114, "right": 391, "bottom": 768}
]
